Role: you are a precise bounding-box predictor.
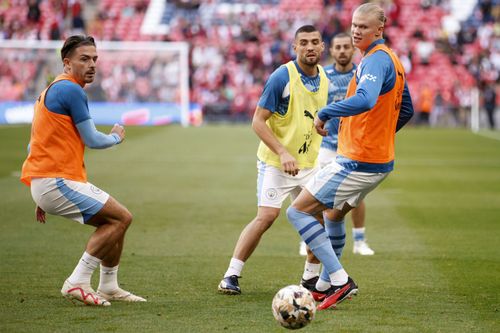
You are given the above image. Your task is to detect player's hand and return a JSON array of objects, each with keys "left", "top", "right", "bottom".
[
  {"left": 111, "top": 123, "right": 125, "bottom": 142},
  {"left": 35, "top": 206, "right": 46, "bottom": 224},
  {"left": 314, "top": 116, "right": 328, "bottom": 137},
  {"left": 280, "top": 151, "right": 300, "bottom": 176}
]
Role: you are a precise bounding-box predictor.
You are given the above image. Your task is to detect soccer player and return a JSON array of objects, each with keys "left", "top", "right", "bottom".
[
  {"left": 20, "top": 35, "right": 145, "bottom": 306},
  {"left": 299, "top": 32, "right": 375, "bottom": 261},
  {"left": 286, "top": 3, "right": 414, "bottom": 310},
  {"left": 218, "top": 25, "right": 329, "bottom": 295}
]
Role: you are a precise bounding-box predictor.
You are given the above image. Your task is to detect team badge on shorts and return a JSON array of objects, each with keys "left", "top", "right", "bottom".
[
  {"left": 266, "top": 188, "right": 278, "bottom": 200},
  {"left": 90, "top": 185, "right": 103, "bottom": 194}
]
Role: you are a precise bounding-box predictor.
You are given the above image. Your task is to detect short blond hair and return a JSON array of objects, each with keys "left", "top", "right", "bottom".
[{"left": 354, "top": 3, "right": 387, "bottom": 26}]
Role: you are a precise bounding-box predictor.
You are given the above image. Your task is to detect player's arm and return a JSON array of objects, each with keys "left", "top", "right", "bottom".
[
  {"left": 76, "top": 120, "right": 124, "bottom": 149},
  {"left": 317, "top": 54, "right": 386, "bottom": 122},
  {"left": 396, "top": 81, "right": 414, "bottom": 132},
  {"left": 252, "top": 106, "right": 299, "bottom": 176},
  {"left": 58, "top": 83, "right": 125, "bottom": 149}
]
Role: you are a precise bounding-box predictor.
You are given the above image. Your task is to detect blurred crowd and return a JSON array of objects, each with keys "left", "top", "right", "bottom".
[{"left": 0, "top": 0, "right": 498, "bottom": 127}]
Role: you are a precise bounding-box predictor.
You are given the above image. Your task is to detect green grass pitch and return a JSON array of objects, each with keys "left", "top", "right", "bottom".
[{"left": 0, "top": 125, "right": 499, "bottom": 332}]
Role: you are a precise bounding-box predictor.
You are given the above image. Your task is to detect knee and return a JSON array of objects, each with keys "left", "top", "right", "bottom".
[
  {"left": 323, "top": 209, "right": 336, "bottom": 221},
  {"left": 254, "top": 212, "right": 279, "bottom": 231},
  {"left": 122, "top": 209, "right": 133, "bottom": 228},
  {"left": 114, "top": 208, "right": 132, "bottom": 231}
]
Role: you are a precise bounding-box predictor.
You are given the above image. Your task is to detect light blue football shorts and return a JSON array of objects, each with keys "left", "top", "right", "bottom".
[
  {"left": 256, "top": 160, "right": 319, "bottom": 208},
  {"left": 305, "top": 161, "right": 389, "bottom": 210},
  {"left": 30, "top": 177, "right": 109, "bottom": 224}
]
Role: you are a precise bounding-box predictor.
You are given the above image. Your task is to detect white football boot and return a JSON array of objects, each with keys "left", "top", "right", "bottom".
[
  {"left": 97, "top": 288, "right": 147, "bottom": 302},
  {"left": 353, "top": 240, "right": 375, "bottom": 255},
  {"left": 61, "top": 279, "right": 111, "bottom": 306}
]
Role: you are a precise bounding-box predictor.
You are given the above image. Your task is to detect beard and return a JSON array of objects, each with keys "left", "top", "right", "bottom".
[
  {"left": 301, "top": 54, "right": 320, "bottom": 66},
  {"left": 336, "top": 57, "right": 351, "bottom": 66}
]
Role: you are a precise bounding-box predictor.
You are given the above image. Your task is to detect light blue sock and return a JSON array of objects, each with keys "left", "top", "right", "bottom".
[
  {"left": 287, "top": 206, "right": 343, "bottom": 276},
  {"left": 353, "top": 227, "right": 366, "bottom": 242},
  {"left": 320, "top": 217, "right": 345, "bottom": 283},
  {"left": 326, "top": 218, "right": 345, "bottom": 259}
]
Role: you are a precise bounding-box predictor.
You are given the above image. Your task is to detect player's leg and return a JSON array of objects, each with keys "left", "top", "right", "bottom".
[
  {"left": 299, "top": 213, "right": 323, "bottom": 259},
  {"left": 299, "top": 147, "right": 335, "bottom": 256},
  {"left": 351, "top": 201, "right": 375, "bottom": 255},
  {"left": 287, "top": 162, "right": 369, "bottom": 309},
  {"left": 301, "top": 248, "right": 321, "bottom": 291},
  {"left": 300, "top": 208, "right": 324, "bottom": 292},
  {"left": 316, "top": 169, "right": 389, "bottom": 309},
  {"left": 314, "top": 205, "right": 350, "bottom": 292},
  {"left": 323, "top": 207, "right": 347, "bottom": 261},
  {"left": 30, "top": 178, "right": 112, "bottom": 306},
  {"left": 277, "top": 168, "right": 323, "bottom": 288},
  {"left": 287, "top": 190, "right": 356, "bottom": 308},
  {"left": 232, "top": 206, "right": 281, "bottom": 262},
  {"left": 290, "top": 197, "right": 358, "bottom": 310},
  {"left": 83, "top": 196, "right": 146, "bottom": 302},
  {"left": 84, "top": 195, "right": 131, "bottom": 261},
  {"left": 218, "top": 206, "right": 280, "bottom": 294},
  {"left": 218, "top": 162, "right": 296, "bottom": 295}
]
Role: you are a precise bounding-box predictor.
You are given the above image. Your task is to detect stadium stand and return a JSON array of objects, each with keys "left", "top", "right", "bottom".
[{"left": 0, "top": 0, "right": 498, "bottom": 126}]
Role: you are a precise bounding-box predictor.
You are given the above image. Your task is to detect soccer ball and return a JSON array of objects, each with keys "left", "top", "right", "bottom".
[{"left": 272, "top": 285, "right": 316, "bottom": 329}]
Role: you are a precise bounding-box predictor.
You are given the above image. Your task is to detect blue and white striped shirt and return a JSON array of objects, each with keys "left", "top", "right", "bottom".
[{"left": 321, "top": 63, "right": 357, "bottom": 151}]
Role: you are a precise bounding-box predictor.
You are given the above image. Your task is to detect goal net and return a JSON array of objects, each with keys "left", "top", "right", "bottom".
[{"left": 0, "top": 40, "right": 198, "bottom": 126}]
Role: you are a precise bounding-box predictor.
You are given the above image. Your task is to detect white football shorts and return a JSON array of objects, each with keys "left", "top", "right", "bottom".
[
  {"left": 305, "top": 161, "right": 389, "bottom": 210},
  {"left": 30, "top": 178, "right": 109, "bottom": 224},
  {"left": 257, "top": 160, "right": 319, "bottom": 208},
  {"left": 317, "top": 147, "right": 337, "bottom": 169}
]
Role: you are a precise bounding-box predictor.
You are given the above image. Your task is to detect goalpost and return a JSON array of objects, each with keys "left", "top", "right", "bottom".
[
  {"left": 0, "top": 40, "right": 193, "bottom": 127},
  {"left": 470, "top": 87, "right": 480, "bottom": 133}
]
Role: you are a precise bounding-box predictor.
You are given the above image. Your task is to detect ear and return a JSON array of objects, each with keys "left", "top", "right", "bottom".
[
  {"left": 377, "top": 25, "right": 384, "bottom": 37},
  {"left": 63, "top": 57, "right": 70, "bottom": 67}
]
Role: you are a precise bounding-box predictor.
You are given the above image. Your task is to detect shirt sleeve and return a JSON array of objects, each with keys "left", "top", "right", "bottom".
[
  {"left": 396, "top": 81, "right": 414, "bottom": 132},
  {"left": 49, "top": 81, "right": 92, "bottom": 125},
  {"left": 76, "top": 119, "right": 122, "bottom": 149},
  {"left": 318, "top": 51, "right": 390, "bottom": 121},
  {"left": 257, "top": 65, "right": 289, "bottom": 113}
]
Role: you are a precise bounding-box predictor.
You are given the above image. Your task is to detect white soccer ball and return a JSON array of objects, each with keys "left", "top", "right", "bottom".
[{"left": 272, "top": 285, "right": 316, "bottom": 330}]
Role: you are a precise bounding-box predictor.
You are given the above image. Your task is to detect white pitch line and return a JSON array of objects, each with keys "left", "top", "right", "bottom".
[{"left": 474, "top": 130, "right": 500, "bottom": 141}]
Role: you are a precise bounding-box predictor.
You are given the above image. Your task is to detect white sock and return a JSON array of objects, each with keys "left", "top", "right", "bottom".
[
  {"left": 224, "top": 258, "right": 244, "bottom": 277},
  {"left": 302, "top": 261, "right": 321, "bottom": 280},
  {"left": 98, "top": 265, "right": 120, "bottom": 293},
  {"left": 329, "top": 268, "right": 348, "bottom": 286},
  {"left": 315, "top": 278, "right": 331, "bottom": 292},
  {"left": 68, "top": 252, "right": 101, "bottom": 285},
  {"left": 353, "top": 227, "right": 366, "bottom": 242}
]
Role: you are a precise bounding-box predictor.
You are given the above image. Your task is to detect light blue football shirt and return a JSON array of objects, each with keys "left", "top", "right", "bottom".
[{"left": 321, "top": 63, "right": 357, "bottom": 151}]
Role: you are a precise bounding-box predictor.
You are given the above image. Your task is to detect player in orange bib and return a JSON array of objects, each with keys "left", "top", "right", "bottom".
[
  {"left": 21, "top": 35, "right": 145, "bottom": 306},
  {"left": 286, "top": 3, "right": 414, "bottom": 310}
]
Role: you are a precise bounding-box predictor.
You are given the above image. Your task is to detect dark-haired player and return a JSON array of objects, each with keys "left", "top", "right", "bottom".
[
  {"left": 21, "top": 35, "right": 145, "bottom": 306},
  {"left": 218, "top": 25, "right": 329, "bottom": 295}
]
